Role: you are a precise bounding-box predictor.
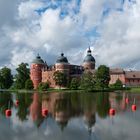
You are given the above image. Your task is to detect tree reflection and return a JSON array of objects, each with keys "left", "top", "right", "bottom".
[
  {"left": 96, "top": 92, "right": 110, "bottom": 118},
  {"left": 0, "top": 92, "right": 13, "bottom": 115},
  {"left": 16, "top": 92, "right": 33, "bottom": 121}
]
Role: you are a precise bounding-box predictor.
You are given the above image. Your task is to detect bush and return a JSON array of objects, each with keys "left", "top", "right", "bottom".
[
  {"left": 25, "top": 79, "right": 34, "bottom": 90},
  {"left": 110, "top": 79, "right": 123, "bottom": 90},
  {"left": 70, "top": 78, "right": 80, "bottom": 90},
  {"left": 37, "top": 82, "right": 49, "bottom": 91}
]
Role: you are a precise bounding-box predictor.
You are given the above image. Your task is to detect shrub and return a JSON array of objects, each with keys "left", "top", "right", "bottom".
[
  {"left": 70, "top": 78, "right": 80, "bottom": 90},
  {"left": 25, "top": 79, "right": 34, "bottom": 90},
  {"left": 37, "top": 82, "right": 49, "bottom": 91}
]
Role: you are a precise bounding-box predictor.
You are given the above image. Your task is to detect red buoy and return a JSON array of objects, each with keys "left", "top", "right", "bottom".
[
  {"left": 125, "top": 98, "right": 129, "bottom": 104},
  {"left": 132, "top": 104, "right": 137, "bottom": 112},
  {"left": 15, "top": 100, "right": 19, "bottom": 106},
  {"left": 42, "top": 109, "right": 48, "bottom": 117},
  {"left": 109, "top": 108, "right": 116, "bottom": 116},
  {"left": 5, "top": 109, "right": 12, "bottom": 117}
]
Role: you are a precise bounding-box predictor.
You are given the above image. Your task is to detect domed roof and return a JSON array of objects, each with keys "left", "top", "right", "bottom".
[
  {"left": 56, "top": 53, "right": 68, "bottom": 63},
  {"left": 32, "top": 54, "right": 44, "bottom": 64},
  {"left": 83, "top": 48, "right": 95, "bottom": 63}
]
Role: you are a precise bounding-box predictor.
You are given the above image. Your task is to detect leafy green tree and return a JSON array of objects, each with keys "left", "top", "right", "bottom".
[
  {"left": 70, "top": 78, "right": 80, "bottom": 90},
  {"left": 37, "top": 82, "right": 49, "bottom": 90},
  {"left": 0, "top": 67, "right": 13, "bottom": 89},
  {"left": 53, "top": 71, "right": 67, "bottom": 88},
  {"left": 80, "top": 71, "right": 95, "bottom": 91},
  {"left": 25, "top": 79, "right": 34, "bottom": 90},
  {"left": 95, "top": 65, "right": 110, "bottom": 90},
  {"left": 14, "top": 63, "right": 30, "bottom": 89},
  {"left": 0, "top": 74, "right": 4, "bottom": 88},
  {"left": 114, "top": 79, "right": 123, "bottom": 89}
]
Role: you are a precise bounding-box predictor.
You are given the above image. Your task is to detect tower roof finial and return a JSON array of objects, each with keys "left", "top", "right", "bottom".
[
  {"left": 37, "top": 53, "right": 41, "bottom": 59},
  {"left": 87, "top": 47, "right": 91, "bottom": 54}
]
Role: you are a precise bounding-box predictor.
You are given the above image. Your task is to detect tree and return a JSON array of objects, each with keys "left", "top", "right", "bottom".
[
  {"left": 25, "top": 79, "right": 34, "bottom": 90},
  {"left": 70, "top": 78, "right": 80, "bottom": 90},
  {"left": 53, "top": 71, "right": 67, "bottom": 88},
  {"left": 0, "top": 67, "right": 13, "bottom": 89},
  {"left": 14, "top": 63, "right": 30, "bottom": 89},
  {"left": 95, "top": 65, "right": 110, "bottom": 90},
  {"left": 80, "top": 71, "right": 95, "bottom": 91},
  {"left": 113, "top": 79, "right": 123, "bottom": 89},
  {"left": 37, "top": 82, "right": 49, "bottom": 91}
]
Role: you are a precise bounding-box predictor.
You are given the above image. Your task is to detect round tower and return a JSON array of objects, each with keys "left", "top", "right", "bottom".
[
  {"left": 55, "top": 53, "right": 70, "bottom": 74},
  {"left": 83, "top": 47, "right": 95, "bottom": 70},
  {"left": 30, "top": 54, "right": 44, "bottom": 89}
]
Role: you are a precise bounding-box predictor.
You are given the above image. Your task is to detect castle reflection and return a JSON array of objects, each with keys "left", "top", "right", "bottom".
[{"left": 0, "top": 91, "right": 140, "bottom": 131}]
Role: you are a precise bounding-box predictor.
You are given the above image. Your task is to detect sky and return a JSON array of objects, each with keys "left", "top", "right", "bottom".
[{"left": 0, "top": 0, "right": 140, "bottom": 71}]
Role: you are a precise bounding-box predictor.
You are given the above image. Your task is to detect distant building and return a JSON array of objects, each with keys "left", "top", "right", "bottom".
[
  {"left": 110, "top": 68, "right": 140, "bottom": 87},
  {"left": 30, "top": 49, "right": 140, "bottom": 89}
]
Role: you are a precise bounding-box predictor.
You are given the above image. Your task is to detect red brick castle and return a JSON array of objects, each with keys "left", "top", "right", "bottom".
[{"left": 30, "top": 48, "right": 140, "bottom": 89}]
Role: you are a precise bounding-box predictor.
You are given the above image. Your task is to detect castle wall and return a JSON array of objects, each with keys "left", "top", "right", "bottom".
[
  {"left": 83, "top": 62, "right": 95, "bottom": 70},
  {"left": 42, "top": 70, "right": 56, "bottom": 88},
  {"left": 125, "top": 79, "right": 140, "bottom": 87},
  {"left": 109, "top": 73, "right": 126, "bottom": 85},
  {"left": 55, "top": 63, "right": 70, "bottom": 70}
]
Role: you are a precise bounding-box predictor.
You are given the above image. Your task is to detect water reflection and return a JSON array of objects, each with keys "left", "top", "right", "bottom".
[
  {"left": 0, "top": 92, "right": 13, "bottom": 115},
  {"left": 16, "top": 92, "right": 32, "bottom": 121},
  {"left": 0, "top": 91, "right": 140, "bottom": 140}
]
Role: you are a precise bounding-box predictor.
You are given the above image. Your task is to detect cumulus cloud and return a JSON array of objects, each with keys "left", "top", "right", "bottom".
[
  {"left": 0, "top": 0, "right": 140, "bottom": 71},
  {"left": 94, "top": 0, "right": 140, "bottom": 69}
]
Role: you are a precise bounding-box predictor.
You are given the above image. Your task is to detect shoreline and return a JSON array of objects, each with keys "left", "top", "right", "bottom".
[{"left": 0, "top": 87, "right": 140, "bottom": 93}]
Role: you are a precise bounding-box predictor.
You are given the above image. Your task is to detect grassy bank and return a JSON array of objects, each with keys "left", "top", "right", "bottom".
[{"left": 129, "top": 87, "right": 140, "bottom": 93}]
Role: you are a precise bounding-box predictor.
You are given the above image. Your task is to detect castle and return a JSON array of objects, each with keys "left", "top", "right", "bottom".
[{"left": 30, "top": 48, "right": 140, "bottom": 89}]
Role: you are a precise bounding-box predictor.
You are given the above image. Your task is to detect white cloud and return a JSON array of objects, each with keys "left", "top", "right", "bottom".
[
  {"left": 0, "top": 0, "right": 140, "bottom": 70},
  {"left": 94, "top": 0, "right": 140, "bottom": 68},
  {"left": 18, "top": 0, "right": 43, "bottom": 20}
]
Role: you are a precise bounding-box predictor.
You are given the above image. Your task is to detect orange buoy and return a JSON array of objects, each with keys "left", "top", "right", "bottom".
[
  {"left": 109, "top": 108, "right": 116, "bottom": 116},
  {"left": 42, "top": 109, "right": 48, "bottom": 117},
  {"left": 15, "top": 100, "right": 19, "bottom": 106},
  {"left": 125, "top": 98, "right": 129, "bottom": 104},
  {"left": 5, "top": 109, "right": 12, "bottom": 117},
  {"left": 132, "top": 104, "right": 137, "bottom": 112}
]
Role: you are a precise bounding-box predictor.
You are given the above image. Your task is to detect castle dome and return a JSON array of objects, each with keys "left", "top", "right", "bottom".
[
  {"left": 32, "top": 54, "right": 44, "bottom": 64},
  {"left": 56, "top": 53, "right": 68, "bottom": 63},
  {"left": 83, "top": 48, "right": 95, "bottom": 63}
]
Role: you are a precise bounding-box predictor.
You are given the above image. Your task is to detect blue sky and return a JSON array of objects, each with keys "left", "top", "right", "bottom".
[{"left": 0, "top": 0, "right": 140, "bottom": 70}]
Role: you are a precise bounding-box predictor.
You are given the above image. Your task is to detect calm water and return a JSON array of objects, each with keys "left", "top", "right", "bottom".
[{"left": 0, "top": 91, "right": 140, "bottom": 140}]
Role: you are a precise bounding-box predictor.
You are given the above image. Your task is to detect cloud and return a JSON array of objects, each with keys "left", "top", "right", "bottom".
[
  {"left": 94, "top": 0, "right": 140, "bottom": 69},
  {"left": 0, "top": 0, "right": 140, "bottom": 71}
]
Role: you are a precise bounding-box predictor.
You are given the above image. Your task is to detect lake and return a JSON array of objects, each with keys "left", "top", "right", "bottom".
[{"left": 0, "top": 91, "right": 140, "bottom": 140}]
